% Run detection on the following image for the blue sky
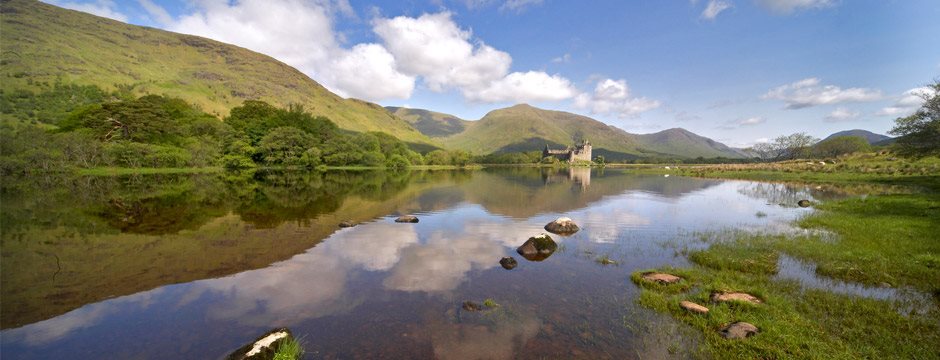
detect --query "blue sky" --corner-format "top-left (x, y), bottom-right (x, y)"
top-left (46, 0), bottom-right (940, 146)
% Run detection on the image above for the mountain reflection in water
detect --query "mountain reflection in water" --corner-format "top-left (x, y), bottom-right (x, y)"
top-left (2, 168), bottom-right (827, 359)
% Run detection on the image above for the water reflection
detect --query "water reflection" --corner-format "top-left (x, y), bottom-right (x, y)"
top-left (1, 169), bottom-right (869, 359)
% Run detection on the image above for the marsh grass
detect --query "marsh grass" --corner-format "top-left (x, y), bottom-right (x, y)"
top-left (272, 337), bottom-right (303, 360)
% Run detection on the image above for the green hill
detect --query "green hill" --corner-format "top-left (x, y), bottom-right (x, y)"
top-left (0, 0), bottom-right (432, 144)
top-left (823, 129), bottom-right (892, 145)
top-left (434, 104), bottom-right (743, 160)
top-left (386, 106), bottom-right (471, 138)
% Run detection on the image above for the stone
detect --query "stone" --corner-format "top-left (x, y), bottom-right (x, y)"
top-left (499, 256), bottom-right (518, 270)
top-left (544, 217), bottom-right (580, 235)
top-left (226, 328), bottom-right (294, 360)
top-left (797, 199), bottom-right (812, 207)
top-left (711, 291), bottom-right (762, 304)
top-left (338, 220), bottom-right (355, 228)
top-left (719, 322), bottom-right (758, 339)
top-left (516, 234), bottom-right (558, 261)
top-left (679, 301), bottom-right (709, 314)
top-left (395, 215), bottom-right (419, 223)
top-left (462, 301), bottom-right (482, 312)
top-left (640, 272), bottom-right (681, 284)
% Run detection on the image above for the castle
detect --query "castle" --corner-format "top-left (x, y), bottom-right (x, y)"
top-left (543, 140), bottom-right (592, 163)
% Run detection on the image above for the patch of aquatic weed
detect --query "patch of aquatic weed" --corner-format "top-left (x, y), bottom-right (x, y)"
top-left (272, 337), bottom-right (304, 360)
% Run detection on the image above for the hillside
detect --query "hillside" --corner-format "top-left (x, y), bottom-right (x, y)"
top-left (386, 106), bottom-right (471, 137)
top-left (437, 104), bottom-right (743, 160)
top-left (0, 0), bottom-right (432, 144)
top-left (823, 129), bottom-right (892, 145)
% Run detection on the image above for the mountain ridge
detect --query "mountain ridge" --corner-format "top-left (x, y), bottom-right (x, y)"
top-left (823, 129), bottom-right (892, 145)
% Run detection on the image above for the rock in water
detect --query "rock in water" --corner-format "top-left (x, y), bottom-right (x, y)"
top-left (679, 301), bottom-right (709, 314)
top-left (226, 328), bottom-right (294, 360)
top-left (797, 199), bottom-right (812, 207)
top-left (499, 257), bottom-right (518, 270)
top-left (462, 301), bottom-right (482, 312)
top-left (516, 234), bottom-right (558, 261)
top-left (544, 217), bottom-right (580, 235)
top-left (338, 220), bottom-right (355, 228)
top-left (719, 322), bottom-right (758, 339)
top-left (640, 272), bottom-right (682, 284)
top-left (395, 215), bottom-right (419, 223)
top-left (711, 291), bottom-right (762, 304)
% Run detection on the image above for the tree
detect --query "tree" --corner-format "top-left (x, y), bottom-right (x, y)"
top-left (812, 136), bottom-right (871, 158)
top-left (889, 80), bottom-right (940, 158)
top-left (750, 142), bottom-right (780, 161)
top-left (256, 126), bottom-right (314, 166)
top-left (772, 132), bottom-right (819, 160)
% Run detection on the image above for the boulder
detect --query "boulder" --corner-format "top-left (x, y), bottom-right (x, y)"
top-left (797, 199), bottom-right (812, 208)
top-left (640, 272), bottom-right (681, 284)
top-left (338, 220), bottom-right (355, 228)
top-left (544, 217), bottom-right (580, 235)
top-left (711, 291), bottom-right (762, 304)
top-left (719, 322), bottom-right (758, 339)
top-left (679, 301), bottom-right (709, 314)
top-left (226, 328), bottom-right (294, 360)
top-left (499, 256), bottom-right (518, 270)
top-left (462, 301), bottom-right (482, 312)
top-left (395, 215), bottom-right (419, 223)
top-left (516, 234), bottom-right (558, 261)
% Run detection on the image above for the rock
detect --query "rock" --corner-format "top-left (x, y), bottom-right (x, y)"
top-left (797, 199), bottom-right (812, 207)
top-left (719, 322), bottom-right (758, 339)
top-left (338, 220), bottom-right (355, 228)
top-left (516, 233), bottom-right (558, 261)
top-left (544, 217), bottom-right (580, 235)
top-left (499, 256), bottom-right (518, 270)
top-left (462, 301), bottom-right (482, 312)
top-left (640, 272), bottom-right (682, 284)
top-left (711, 291), bottom-right (762, 304)
top-left (679, 301), bottom-right (709, 314)
top-left (395, 215), bottom-right (419, 223)
top-left (226, 328), bottom-right (294, 360)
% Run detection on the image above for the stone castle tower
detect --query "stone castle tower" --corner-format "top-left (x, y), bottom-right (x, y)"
top-left (543, 140), bottom-right (592, 163)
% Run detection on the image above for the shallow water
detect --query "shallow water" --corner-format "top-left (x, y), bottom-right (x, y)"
top-left (1, 168), bottom-right (835, 359)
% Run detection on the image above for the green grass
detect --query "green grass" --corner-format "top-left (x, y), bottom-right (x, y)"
top-left (272, 337), bottom-right (304, 360)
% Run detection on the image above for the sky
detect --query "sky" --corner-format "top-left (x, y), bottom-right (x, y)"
top-left (44, 0), bottom-right (940, 147)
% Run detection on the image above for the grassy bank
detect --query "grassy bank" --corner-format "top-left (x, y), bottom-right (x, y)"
top-left (78, 167), bottom-right (223, 175)
top-left (629, 154), bottom-right (940, 358)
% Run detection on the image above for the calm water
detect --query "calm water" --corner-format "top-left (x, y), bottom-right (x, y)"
top-left (2, 168), bottom-right (840, 359)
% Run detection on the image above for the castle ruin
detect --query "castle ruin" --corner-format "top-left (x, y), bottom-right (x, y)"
top-left (543, 140), bottom-right (592, 163)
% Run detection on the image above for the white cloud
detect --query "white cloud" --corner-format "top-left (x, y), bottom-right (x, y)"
top-left (574, 79), bottom-right (661, 118)
top-left (500, 0), bottom-right (544, 12)
top-left (762, 78), bottom-right (882, 109)
top-left (701, 0), bottom-right (732, 20)
top-left (464, 71), bottom-right (577, 103)
top-left (552, 53), bottom-right (571, 63)
top-left (136, 0), bottom-right (171, 25)
top-left (755, 0), bottom-right (836, 14)
top-left (47, 0), bottom-right (128, 22)
top-left (717, 116), bottom-right (766, 129)
top-left (824, 107), bottom-right (860, 122)
top-left (877, 86), bottom-right (935, 117)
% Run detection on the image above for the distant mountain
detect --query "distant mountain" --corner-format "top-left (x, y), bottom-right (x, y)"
top-left (386, 107), bottom-right (471, 138)
top-left (0, 0), bottom-right (432, 145)
top-left (437, 104), bottom-right (743, 160)
top-left (823, 130), bottom-right (892, 145)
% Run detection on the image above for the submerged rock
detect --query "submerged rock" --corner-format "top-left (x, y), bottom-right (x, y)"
top-left (395, 215), bottom-right (419, 223)
top-left (499, 256), bottom-right (518, 270)
top-left (719, 322), bottom-right (758, 339)
top-left (516, 234), bottom-right (558, 261)
top-left (797, 199), bottom-right (812, 207)
top-left (338, 220), bottom-right (355, 228)
top-left (640, 272), bottom-right (682, 284)
top-left (462, 301), bottom-right (483, 312)
top-left (226, 328), bottom-right (294, 360)
top-left (679, 301), bottom-right (709, 314)
top-left (711, 291), bottom-right (762, 304)
top-left (544, 217), bottom-right (580, 235)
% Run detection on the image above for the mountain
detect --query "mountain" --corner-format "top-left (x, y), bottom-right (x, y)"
top-left (386, 107), bottom-right (471, 137)
top-left (823, 129), bottom-right (892, 145)
top-left (0, 0), bottom-right (432, 145)
top-left (426, 104), bottom-right (742, 159)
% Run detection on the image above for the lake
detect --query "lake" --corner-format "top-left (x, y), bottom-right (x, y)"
top-left (1, 168), bottom-right (835, 359)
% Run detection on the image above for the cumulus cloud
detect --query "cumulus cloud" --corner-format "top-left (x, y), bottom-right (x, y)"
top-left (877, 86), bottom-right (936, 117)
top-left (755, 0), bottom-right (836, 14)
top-left (717, 116), bottom-right (766, 129)
top-left (574, 79), bottom-right (661, 118)
top-left (824, 107), bottom-right (860, 122)
top-left (552, 53), bottom-right (572, 63)
top-left (464, 71), bottom-right (578, 103)
top-left (701, 0), bottom-right (732, 20)
top-left (47, 0), bottom-right (127, 22)
top-left (762, 78), bottom-right (882, 109)
top-left (136, 0), bottom-right (171, 25)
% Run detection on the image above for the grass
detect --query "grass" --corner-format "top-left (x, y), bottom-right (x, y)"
top-left (272, 337), bottom-right (304, 360)
top-left (628, 153), bottom-right (940, 358)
